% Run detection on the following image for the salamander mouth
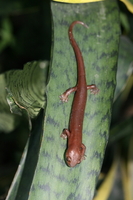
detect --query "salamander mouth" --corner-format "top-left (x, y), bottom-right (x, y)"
top-left (66, 156), bottom-right (81, 167)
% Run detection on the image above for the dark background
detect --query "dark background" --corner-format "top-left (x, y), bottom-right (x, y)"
top-left (0, 0), bottom-right (51, 198)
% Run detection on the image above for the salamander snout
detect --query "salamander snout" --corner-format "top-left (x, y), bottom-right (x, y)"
top-left (65, 149), bottom-right (82, 167)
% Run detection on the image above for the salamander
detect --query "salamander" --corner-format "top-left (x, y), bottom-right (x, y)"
top-left (60, 21), bottom-right (99, 167)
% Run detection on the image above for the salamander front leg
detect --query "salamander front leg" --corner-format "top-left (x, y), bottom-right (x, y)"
top-left (87, 84), bottom-right (99, 94)
top-left (60, 86), bottom-right (77, 102)
top-left (60, 129), bottom-right (70, 139)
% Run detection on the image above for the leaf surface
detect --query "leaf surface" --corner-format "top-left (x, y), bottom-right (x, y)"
top-left (27, 1), bottom-right (120, 200)
top-left (0, 61), bottom-right (48, 132)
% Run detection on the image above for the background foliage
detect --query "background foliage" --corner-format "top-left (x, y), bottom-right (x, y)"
top-left (0, 0), bottom-right (51, 198)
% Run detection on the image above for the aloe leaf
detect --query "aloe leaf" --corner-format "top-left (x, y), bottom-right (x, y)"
top-left (24, 1), bottom-right (120, 200)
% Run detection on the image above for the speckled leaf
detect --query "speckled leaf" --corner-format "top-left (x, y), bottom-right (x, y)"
top-left (0, 73), bottom-right (21, 132)
top-left (0, 61), bottom-right (48, 132)
top-left (26, 1), bottom-right (120, 200)
top-left (5, 61), bottom-right (48, 118)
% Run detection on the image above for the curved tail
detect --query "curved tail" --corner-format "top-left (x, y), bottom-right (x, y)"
top-left (68, 21), bottom-right (88, 76)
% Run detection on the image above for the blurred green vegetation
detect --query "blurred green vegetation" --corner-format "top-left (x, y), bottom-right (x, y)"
top-left (0, 0), bottom-right (51, 198)
top-left (0, 0), bottom-right (51, 73)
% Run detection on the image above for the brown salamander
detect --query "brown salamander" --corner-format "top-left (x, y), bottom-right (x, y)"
top-left (60, 21), bottom-right (99, 167)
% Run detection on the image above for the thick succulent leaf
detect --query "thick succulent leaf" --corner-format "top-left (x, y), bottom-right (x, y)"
top-left (0, 73), bottom-right (21, 132)
top-left (120, 0), bottom-right (133, 13)
top-left (93, 159), bottom-right (118, 200)
top-left (24, 1), bottom-right (120, 200)
top-left (5, 61), bottom-right (48, 118)
top-left (108, 137), bottom-right (133, 200)
top-left (53, 0), bottom-right (105, 3)
top-left (0, 61), bottom-right (48, 132)
top-left (5, 110), bottom-right (44, 200)
top-left (107, 159), bottom-right (124, 200)
top-left (6, 140), bottom-right (29, 200)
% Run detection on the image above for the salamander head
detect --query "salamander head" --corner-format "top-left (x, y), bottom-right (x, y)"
top-left (65, 147), bottom-right (84, 167)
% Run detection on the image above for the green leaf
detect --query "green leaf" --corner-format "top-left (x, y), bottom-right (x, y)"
top-left (112, 37), bottom-right (133, 123)
top-left (5, 61), bottom-right (48, 118)
top-left (119, 0), bottom-right (133, 13)
top-left (114, 36), bottom-right (133, 101)
top-left (0, 61), bottom-right (48, 132)
top-left (93, 159), bottom-right (118, 200)
top-left (0, 17), bottom-right (15, 52)
top-left (107, 158), bottom-right (124, 200)
top-left (0, 73), bottom-right (21, 132)
top-left (6, 110), bottom-right (44, 200)
top-left (6, 140), bottom-right (29, 200)
top-left (120, 12), bottom-right (130, 33)
top-left (6, 1), bottom-right (120, 200)
top-left (25, 1), bottom-right (120, 200)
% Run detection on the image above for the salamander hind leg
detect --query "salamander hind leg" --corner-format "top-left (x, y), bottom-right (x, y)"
top-left (60, 129), bottom-right (70, 139)
top-left (80, 143), bottom-right (86, 161)
top-left (59, 86), bottom-right (77, 102)
top-left (87, 84), bottom-right (99, 95)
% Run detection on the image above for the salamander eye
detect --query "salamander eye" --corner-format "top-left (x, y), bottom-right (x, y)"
top-left (66, 156), bottom-right (71, 163)
top-left (80, 146), bottom-right (83, 151)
